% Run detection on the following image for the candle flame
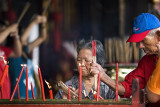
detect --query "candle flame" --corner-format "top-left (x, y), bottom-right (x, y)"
top-left (44, 79), bottom-right (52, 89)
top-left (36, 65), bottom-right (40, 68)
top-left (21, 64), bottom-right (27, 66)
top-left (78, 63), bottom-right (81, 66)
top-left (0, 56), bottom-right (7, 64)
top-left (91, 88), bottom-right (97, 94)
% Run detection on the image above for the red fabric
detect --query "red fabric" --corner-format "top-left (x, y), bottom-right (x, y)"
top-left (120, 54), bottom-right (160, 106)
top-left (0, 45), bottom-right (12, 99)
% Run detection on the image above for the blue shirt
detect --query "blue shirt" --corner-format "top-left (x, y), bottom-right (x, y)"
top-left (9, 46), bottom-right (37, 98)
top-left (55, 76), bottom-right (115, 99)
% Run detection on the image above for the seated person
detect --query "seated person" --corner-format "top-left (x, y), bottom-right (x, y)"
top-left (55, 40), bottom-right (115, 99)
top-left (146, 44), bottom-right (160, 103)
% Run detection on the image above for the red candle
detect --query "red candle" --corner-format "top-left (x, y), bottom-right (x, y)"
top-left (10, 66), bottom-right (24, 101)
top-left (31, 82), bottom-right (35, 99)
top-left (17, 83), bottom-right (20, 100)
top-left (26, 66), bottom-right (28, 101)
top-left (68, 87), bottom-right (71, 101)
top-left (78, 63), bottom-right (82, 101)
top-left (96, 72), bottom-right (100, 101)
top-left (99, 95), bottom-right (103, 99)
top-left (44, 80), bottom-right (53, 99)
top-left (38, 66), bottom-right (45, 101)
top-left (0, 65), bottom-right (9, 87)
top-left (49, 89), bottom-right (53, 99)
top-left (115, 63), bottom-right (119, 102)
top-left (94, 94), bottom-right (97, 99)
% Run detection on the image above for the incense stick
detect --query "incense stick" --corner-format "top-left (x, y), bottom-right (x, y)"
top-left (42, 0), bottom-right (51, 15)
top-left (17, 2), bottom-right (30, 24)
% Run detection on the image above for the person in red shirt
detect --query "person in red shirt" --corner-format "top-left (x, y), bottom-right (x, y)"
top-left (0, 21), bottom-right (22, 99)
top-left (90, 13), bottom-right (160, 106)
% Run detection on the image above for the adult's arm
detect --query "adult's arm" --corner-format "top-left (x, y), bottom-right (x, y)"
top-left (0, 23), bottom-right (18, 44)
top-left (21, 15), bottom-right (47, 46)
top-left (90, 62), bottom-right (126, 96)
top-left (90, 58), bottom-right (146, 97)
top-left (28, 21), bottom-right (47, 53)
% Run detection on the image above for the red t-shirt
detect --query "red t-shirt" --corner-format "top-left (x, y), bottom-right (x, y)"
top-left (121, 54), bottom-right (160, 106)
top-left (0, 45), bottom-right (12, 99)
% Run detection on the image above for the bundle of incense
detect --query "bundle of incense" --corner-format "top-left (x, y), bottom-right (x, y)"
top-left (57, 81), bottom-right (78, 98)
top-left (92, 40), bottom-right (97, 91)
